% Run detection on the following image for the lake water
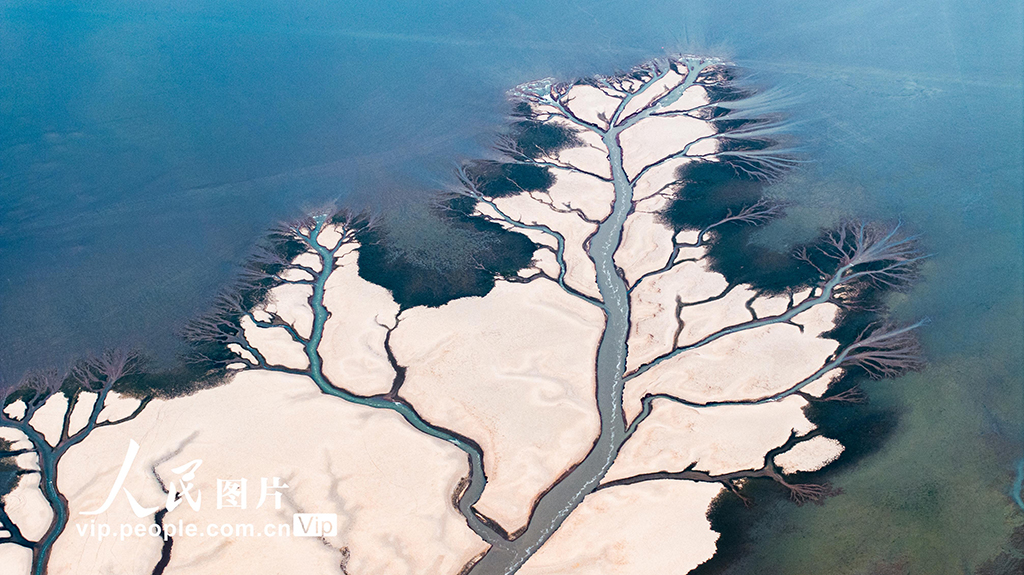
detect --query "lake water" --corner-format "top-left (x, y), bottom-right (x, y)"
top-left (1, 0), bottom-right (1021, 572)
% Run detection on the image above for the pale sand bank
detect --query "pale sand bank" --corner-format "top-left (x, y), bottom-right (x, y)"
top-left (799, 368), bottom-right (844, 397)
top-left (607, 397), bottom-right (816, 481)
top-left (624, 249), bottom-right (839, 415)
top-left (2, 400), bottom-right (27, 420)
top-left (316, 223), bottom-right (343, 250)
top-left (277, 267), bottom-right (313, 283)
top-left (0, 544), bottom-right (31, 575)
top-left (624, 312), bottom-right (838, 419)
top-left (27, 393), bottom-right (68, 447)
top-left (3, 472), bottom-right (53, 541)
top-left (523, 247), bottom-right (561, 280)
top-left (318, 248), bottom-right (400, 397)
top-left (481, 195), bottom-right (601, 300)
top-left (50, 370), bottom-right (485, 575)
top-left (545, 170), bottom-right (614, 222)
top-left (239, 316), bottom-right (309, 370)
top-left (619, 114), bottom-right (715, 179)
top-left (659, 85), bottom-right (709, 113)
top-left (564, 84), bottom-right (619, 130)
top-left (96, 392), bottom-right (143, 424)
top-left (291, 251), bottom-right (322, 272)
top-left (518, 480), bottom-right (722, 575)
top-left (685, 135), bottom-right (718, 157)
top-left (618, 70), bottom-right (685, 119)
top-left (544, 119), bottom-right (610, 179)
top-left (627, 254), bottom-right (734, 372)
top-left (392, 280), bottom-right (603, 533)
top-left (227, 343), bottom-right (257, 365)
top-left (774, 435), bottom-right (845, 474)
top-left (614, 210), bottom-right (675, 286)
top-left (630, 156), bottom-right (692, 203)
top-left (66, 391), bottom-right (98, 436)
top-left (263, 282), bottom-right (314, 339)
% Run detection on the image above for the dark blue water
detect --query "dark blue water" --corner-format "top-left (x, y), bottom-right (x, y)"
top-left (2, 1), bottom-right (1022, 571)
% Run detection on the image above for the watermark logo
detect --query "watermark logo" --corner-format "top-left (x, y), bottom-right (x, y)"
top-left (293, 513), bottom-right (338, 537)
top-left (73, 440), bottom-right (335, 542)
top-left (81, 440), bottom-right (290, 517)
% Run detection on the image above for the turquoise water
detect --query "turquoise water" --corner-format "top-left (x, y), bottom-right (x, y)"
top-left (2, 0), bottom-right (1022, 572)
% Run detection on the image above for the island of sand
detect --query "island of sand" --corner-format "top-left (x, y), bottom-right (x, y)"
top-left (0, 56), bottom-right (925, 575)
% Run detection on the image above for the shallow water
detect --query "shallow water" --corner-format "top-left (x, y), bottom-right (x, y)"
top-left (2, 0), bottom-right (1022, 572)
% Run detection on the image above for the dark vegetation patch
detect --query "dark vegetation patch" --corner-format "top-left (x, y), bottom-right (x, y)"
top-left (460, 160), bottom-right (554, 198)
top-left (175, 232), bottom-right (317, 389)
top-left (114, 363), bottom-right (226, 399)
top-left (660, 160), bottom-right (820, 293)
top-left (356, 203), bottom-right (536, 309)
top-left (715, 135), bottom-right (772, 153)
top-left (355, 102), bottom-right (571, 309)
top-left (802, 378), bottom-right (902, 472)
top-left (699, 66), bottom-right (751, 103)
top-left (0, 438), bottom-right (20, 498)
top-left (689, 480), bottom-right (785, 575)
top-left (179, 94), bottom-right (576, 372)
top-left (507, 102), bottom-right (583, 159)
top-left (975, 523), bottom-right (1024, 575)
